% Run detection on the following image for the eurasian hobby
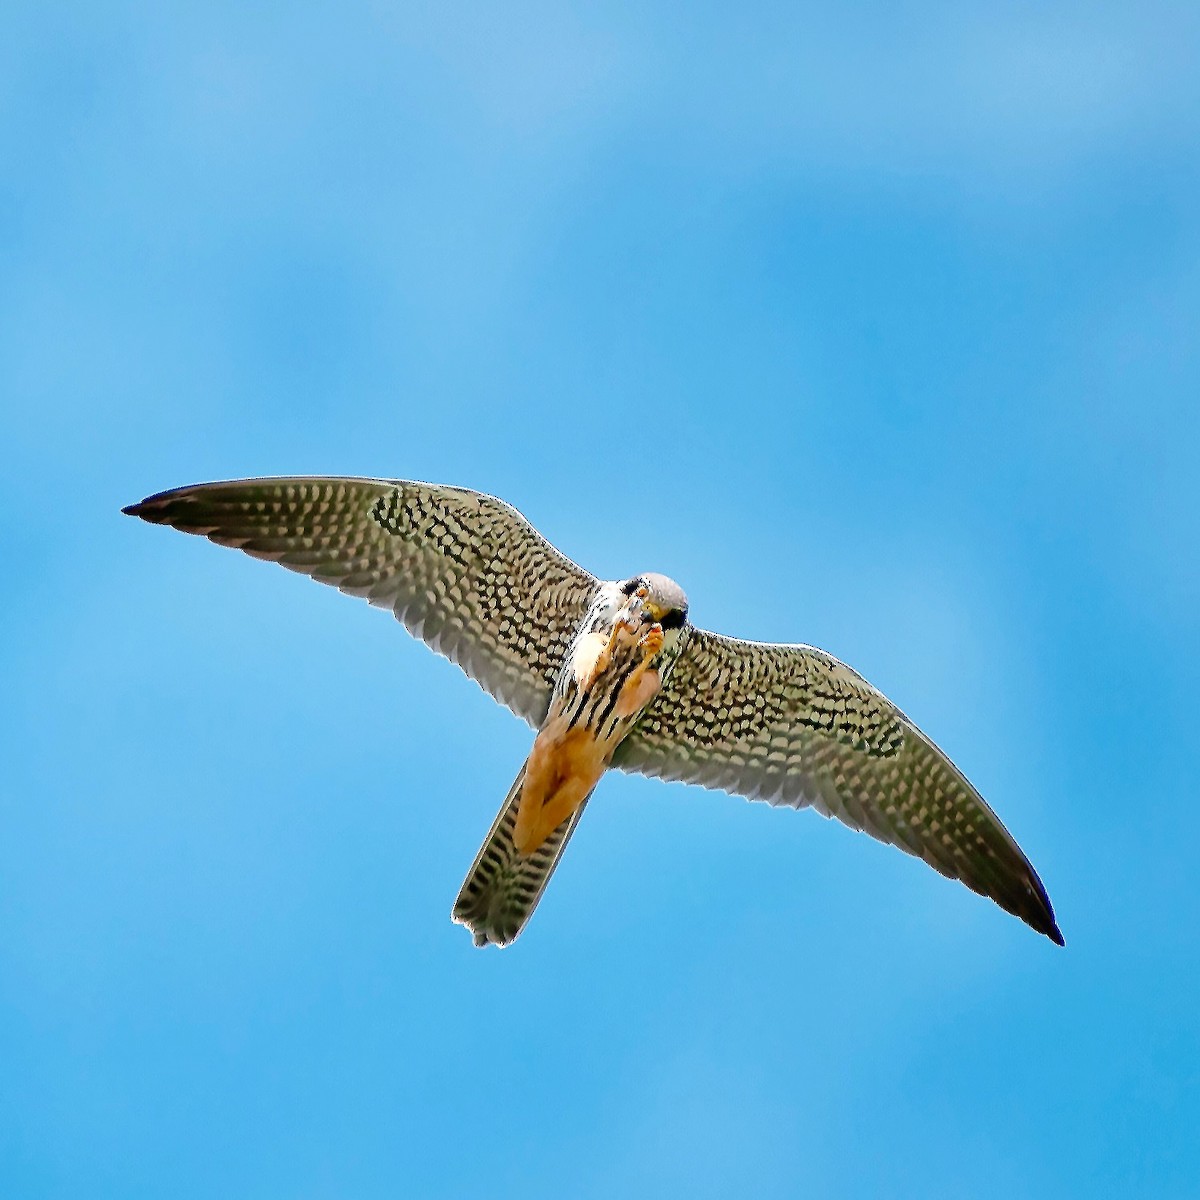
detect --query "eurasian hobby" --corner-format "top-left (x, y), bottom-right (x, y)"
top-left (124, 477), bottom-right (1063, 949)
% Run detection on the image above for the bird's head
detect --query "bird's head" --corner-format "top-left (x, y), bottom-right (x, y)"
top-left (593, 572), bottom-right (689, 669)
top-left (617, 573), bottom-right (688, 631)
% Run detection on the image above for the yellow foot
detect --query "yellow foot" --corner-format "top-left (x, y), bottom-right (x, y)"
top-left (639, 623), bottom-right (664, 659)
top-left (613, 625), bottom-right (665, 718)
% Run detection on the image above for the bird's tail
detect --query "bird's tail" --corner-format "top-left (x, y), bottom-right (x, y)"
top-left (452, 762), bottom-right (592, 948)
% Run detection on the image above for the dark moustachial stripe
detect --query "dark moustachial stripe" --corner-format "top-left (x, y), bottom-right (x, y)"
top-left (659, 607), bottom-right (687, 631)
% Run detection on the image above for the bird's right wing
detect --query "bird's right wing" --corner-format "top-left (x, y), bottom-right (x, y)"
top-left (124, 477), bottom-right (600, 728)
top-left (612, 628), bottom-right (1062, 944)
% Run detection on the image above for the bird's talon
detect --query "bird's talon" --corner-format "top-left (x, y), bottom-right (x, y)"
top-left (640, 624), bottom-right (664, 658)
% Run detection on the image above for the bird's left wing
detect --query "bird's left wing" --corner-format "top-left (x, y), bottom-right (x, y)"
top-left (124, 477), bottom-right (599, 728)
top-left (611, 628), bottom-right (1063, 944)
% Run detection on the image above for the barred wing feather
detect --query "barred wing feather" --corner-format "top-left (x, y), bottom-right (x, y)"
top-left (124, 477), bottom-right (599, 729)
top-left (613, 628), bottom-right (1062, 944)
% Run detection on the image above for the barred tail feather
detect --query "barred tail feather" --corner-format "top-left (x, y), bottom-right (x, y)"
top-left (452, 763), bottom-right (592, 948)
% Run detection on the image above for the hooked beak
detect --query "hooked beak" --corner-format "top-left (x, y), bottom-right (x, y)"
top-left (624, 583), bottom-right (659, 627)
top-left (629, 587), bottom-right (670, 628)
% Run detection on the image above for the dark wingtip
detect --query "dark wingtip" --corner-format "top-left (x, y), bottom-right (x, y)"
top-left (1028, 894), bottom-right (1065, 946)
top-left (1028, 895), bottom-right (1065, 946)
top-left (1020, 865), bottom-right (1064, 947)
top-left (123, 485), bottom-right (185, 521)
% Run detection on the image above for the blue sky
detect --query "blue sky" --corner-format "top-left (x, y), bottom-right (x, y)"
top-left (2, 2), bottom-right (1198, 1196)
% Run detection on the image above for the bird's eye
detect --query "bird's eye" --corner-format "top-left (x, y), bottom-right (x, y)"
top-left (659, 608), bottom-right (686, 631)
top-left (620, 578), bottom-right (642, 597)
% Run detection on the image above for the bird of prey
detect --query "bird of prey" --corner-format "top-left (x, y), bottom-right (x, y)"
top-left (124, 476), bottom-right (1063, 949)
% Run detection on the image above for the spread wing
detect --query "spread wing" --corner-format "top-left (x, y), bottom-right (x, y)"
top-left (124, 477), bottom-right (599, 728)
top-left (612, 628), bottom-right (1063, 944)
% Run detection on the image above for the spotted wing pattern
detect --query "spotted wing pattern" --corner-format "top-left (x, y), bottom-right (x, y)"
top-left (124, 477), bottom-right (599, 728)
top-left (612, 628), bottom-right (1063, 943)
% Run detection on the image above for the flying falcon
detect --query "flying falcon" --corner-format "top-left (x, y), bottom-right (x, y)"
top-left (124, 476), bottom-right (1063, 949)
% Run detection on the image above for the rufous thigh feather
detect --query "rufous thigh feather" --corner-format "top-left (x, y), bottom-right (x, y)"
top-left (514, 721), bottom-right (607, 856)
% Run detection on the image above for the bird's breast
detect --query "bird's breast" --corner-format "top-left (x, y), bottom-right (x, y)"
top-left (559, 627), bottom-right (662, 745)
